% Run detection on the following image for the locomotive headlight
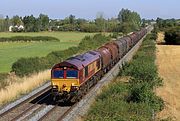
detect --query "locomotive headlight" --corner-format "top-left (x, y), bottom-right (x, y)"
top-left (52, 85), bottom-right (58, 88)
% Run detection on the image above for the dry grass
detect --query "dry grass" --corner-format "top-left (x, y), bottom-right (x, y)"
top-left (156, 33), bottom-right (180, 121)
top-left (0, 70), bottom-right (50, 106)
top-left (156, 32), bottom-right (165, 44)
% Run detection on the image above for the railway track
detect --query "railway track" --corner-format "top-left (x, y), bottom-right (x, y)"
top-left (0, 86), bottom-right (51, 121)
top-left (0, 85), bottom-right (75, 121)
top-left (38, 92), bottom-right (90, 121)
top-left (38, 104), bottom-right (72, 121)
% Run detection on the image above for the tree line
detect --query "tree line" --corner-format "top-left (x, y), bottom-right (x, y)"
top-left (155, 17), bottom-right (179, 31)
top-left (154, 18), bottom-right (180, 45)
top-left (0, 9), bottom-right (143, 33)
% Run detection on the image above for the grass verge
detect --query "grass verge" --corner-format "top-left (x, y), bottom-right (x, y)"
top-left (85, 33), bottom-right (164, 121)
top-left (0, 70), bottom-right (50, 106)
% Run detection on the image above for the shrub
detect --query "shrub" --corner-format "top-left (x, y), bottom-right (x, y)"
top-left (123, 33), bottom-right (164, 112)
top-left (164, 27), bottom-right (180, 45)
top-left (0, 36), bottom-right (59, 42)
top-left (86, 82), bottom-right (154, 121)
top-left (11, 57), bottom-right (47, 77)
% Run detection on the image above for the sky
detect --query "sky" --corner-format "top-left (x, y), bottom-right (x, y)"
top-left (0, 0), bottom-right (179, 20)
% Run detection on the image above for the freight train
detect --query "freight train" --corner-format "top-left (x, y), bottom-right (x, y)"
top-left (51, 26), bottom-right (151, 102)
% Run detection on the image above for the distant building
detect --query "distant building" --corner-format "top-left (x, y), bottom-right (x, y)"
top-left (9, 26), bottom-right (13, 32)
top-left (9, 25), bottom-right (24, 32)
top-left (18, 25), bottom-right (24, 30)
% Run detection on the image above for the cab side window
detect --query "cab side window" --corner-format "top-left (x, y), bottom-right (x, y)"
top-left (85, 66), bottom-right (88, 77)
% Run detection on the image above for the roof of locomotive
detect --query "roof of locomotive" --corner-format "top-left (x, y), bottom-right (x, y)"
top-left (52, 50), bottom-right (101, 70)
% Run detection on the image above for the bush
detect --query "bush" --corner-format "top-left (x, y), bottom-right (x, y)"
top-left (123, 33), bottom-right (164, 112)
top-left (164, 27), bottom-right (180, 45)
top-left (78, 34), bottom-right (110, 51)
top-left (11, 57), bottom-right (48, 77)
top-left (0, 36), bottom-right (59, 42)
top-left (86, 82), bottom-right (153, 121)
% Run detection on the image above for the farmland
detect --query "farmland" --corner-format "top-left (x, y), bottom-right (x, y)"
top-left (156, 33), bottom-right (180, 120)
top-left (0, 32), bottom-right (95, 72)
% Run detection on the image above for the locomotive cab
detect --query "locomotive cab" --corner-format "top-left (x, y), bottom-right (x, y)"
top-left (51, 67), bottom-right (79, 92)
top-left (51, 62), bottom-right (81, 100)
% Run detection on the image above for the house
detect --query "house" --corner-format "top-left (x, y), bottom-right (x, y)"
top-left (9, 25), bottom-right (24, 32)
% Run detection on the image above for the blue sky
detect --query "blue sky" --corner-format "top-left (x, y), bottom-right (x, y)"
top-left (0, 0), bottom-right (179, 19)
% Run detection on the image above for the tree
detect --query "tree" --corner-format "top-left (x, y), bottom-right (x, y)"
top-left (95, 12), bottom-right (106, 32)
top-left (23, 15), bottom-right (40, 32)
top-left (12, 15), bottom-right (22, 26)
top-left (118, 8), bottom-right (141, 32)
top-left (69, 14), bottom-right (75, 24)
top-left (0, 16), bottom-right (11, 32)
top-left (118, 8), bottom-right (131, 22)
top-left (4, 16), bottom-right (10, 31)
top-left (38, 14), bottom-right (49, 31)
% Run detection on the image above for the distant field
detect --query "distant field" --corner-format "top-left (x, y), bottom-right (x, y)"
top-left (0, 32), bottom-right (96, 42)
top-left (0, 32), bottom-right (96, 72)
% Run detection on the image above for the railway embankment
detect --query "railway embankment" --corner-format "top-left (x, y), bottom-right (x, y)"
top-left (83, 32), bottom-right (164, 121)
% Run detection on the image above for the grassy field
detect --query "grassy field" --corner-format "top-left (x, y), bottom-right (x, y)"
top-left (0, 32), bottom-right (95, 72)
top-left (0, 32), bottom-right (96, 42)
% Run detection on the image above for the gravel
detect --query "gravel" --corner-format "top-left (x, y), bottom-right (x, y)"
top-left (28, 105), bottom-right (54, 121)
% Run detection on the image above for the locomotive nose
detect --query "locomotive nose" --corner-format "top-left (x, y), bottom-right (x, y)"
top-left (62, 83), bottom-right (70, 92)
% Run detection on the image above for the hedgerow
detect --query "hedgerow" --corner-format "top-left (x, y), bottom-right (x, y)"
top-left (11, 34), bottom-right (110, 76)
top-left (85, 33), bottom-right (164, 121)
top-left (0, 36), bottom-right (59, 42)
top-left (164, 26), bottom-right (180, 45)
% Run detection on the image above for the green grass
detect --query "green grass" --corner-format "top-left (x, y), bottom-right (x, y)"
top-left (0, 32), bottom-right (96, 42)
top-left (0, 32), bottom-right (96, 72)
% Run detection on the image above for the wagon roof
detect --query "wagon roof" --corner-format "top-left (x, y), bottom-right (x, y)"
top-left (123, 36), bottom-right (131, 40)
